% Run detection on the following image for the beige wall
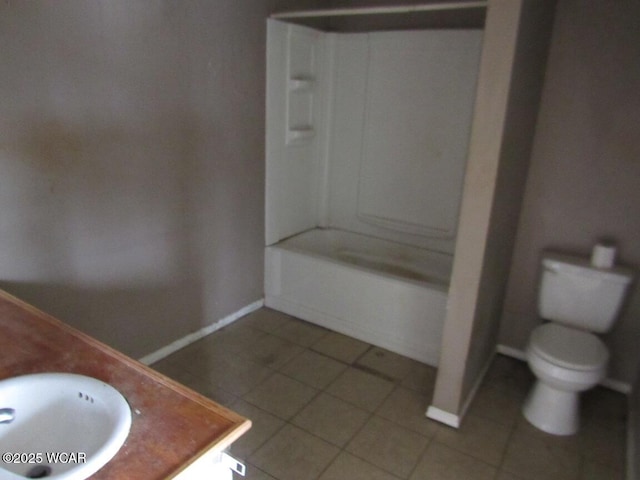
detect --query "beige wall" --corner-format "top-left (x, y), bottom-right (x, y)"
top-left (0, 0), bottom-right (320, 358)
top-left (430, 0), bottom-right (555, 417)
top-left (460, 0), bottom-right (556, 401)
top-left (499, 0), bottom-right (640, 384)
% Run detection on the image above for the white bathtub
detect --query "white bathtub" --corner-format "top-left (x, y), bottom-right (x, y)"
top-left (264, 228), bottom-right (452, 365)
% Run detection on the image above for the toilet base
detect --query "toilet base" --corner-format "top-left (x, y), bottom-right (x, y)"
top-left (522, 380), bottom-right (579, 436)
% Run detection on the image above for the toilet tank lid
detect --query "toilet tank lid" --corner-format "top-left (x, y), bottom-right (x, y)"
top-left (542, 253), bottom-right (634, 285)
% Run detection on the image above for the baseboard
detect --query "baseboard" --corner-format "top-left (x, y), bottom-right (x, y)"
top-left (138, 299), bottom-right (264, 365)
top-left (496, 344), bottom-right (527, 361)
top-left (601, 377), bottom-right (632, 395)
top-left (496, 344), bottom-right (632, 395)
top-left (426, 405), bottom-right (461, 428)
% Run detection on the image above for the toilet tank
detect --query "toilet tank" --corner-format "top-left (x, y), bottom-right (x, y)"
top-left (538, 253), bottom-right (634, 333)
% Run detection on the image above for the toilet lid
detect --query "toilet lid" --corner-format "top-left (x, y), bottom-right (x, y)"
top-left (529, 323), bottom-right (609, 371)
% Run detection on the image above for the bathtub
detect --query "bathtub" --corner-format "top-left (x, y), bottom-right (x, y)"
top-left (264, 228), bottom-right (452, 365)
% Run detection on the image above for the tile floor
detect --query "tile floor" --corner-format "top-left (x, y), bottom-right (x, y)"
top-left (152, 308), bottom-right (628, 480)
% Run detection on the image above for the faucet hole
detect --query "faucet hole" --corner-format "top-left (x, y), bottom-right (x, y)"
top-left (77, 392), bottom-right (95, 403)
top-left (26, 465), bottom-right (52, 478)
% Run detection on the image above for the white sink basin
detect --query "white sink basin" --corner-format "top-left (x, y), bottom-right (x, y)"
top-left (0, 373), bottom-right (131, 479)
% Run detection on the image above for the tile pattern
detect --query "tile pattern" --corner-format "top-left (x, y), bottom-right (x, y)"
top-left (152, 308), bottom-right (628, 480)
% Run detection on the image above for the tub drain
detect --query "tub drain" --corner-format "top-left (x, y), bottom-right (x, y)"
top-left (25, 465), bottom-right (52, 478)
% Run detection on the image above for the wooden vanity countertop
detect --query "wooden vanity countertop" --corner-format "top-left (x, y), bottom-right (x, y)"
top-left (0, 289), bottom-right (251, 479)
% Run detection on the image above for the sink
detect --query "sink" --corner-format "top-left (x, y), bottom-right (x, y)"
top-left (0, 373), bottom-right (132, 479)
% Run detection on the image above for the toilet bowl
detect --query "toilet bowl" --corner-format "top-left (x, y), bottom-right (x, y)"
top-left (523, 323), bottom-right (608, 435)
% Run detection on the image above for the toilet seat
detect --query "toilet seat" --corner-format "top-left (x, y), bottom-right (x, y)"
top-left (529, 323), bottom-right (608, 371)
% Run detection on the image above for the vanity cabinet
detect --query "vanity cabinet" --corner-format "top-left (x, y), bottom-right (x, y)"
top-left (0, 289), bottom-right (250, 479)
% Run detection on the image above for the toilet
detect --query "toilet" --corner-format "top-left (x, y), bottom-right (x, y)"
top-left (522, 252), bottom-right (633, 435)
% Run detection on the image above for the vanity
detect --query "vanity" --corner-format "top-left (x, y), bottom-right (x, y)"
top-left (0, 289), bottom-right (250, 479)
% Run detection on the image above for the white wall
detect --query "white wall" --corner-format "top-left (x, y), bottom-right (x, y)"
top-left (265, 19), bottom-right (326, 245)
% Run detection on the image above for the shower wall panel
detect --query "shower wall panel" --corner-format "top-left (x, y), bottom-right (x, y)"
top-left (266, 21), bottom-right (482, 252)
top-left (325, 30), bottom-right (483, 252)
top-left (266, 20), bottom-right (327, 245)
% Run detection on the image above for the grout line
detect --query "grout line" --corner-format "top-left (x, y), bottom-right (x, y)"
top-left (245, 420), bottom-right (290, 474)
top-left (492, 412), bottom-right (518, 477)
top-left (303, 345), bottom-right (355, 368)
top-left (155, 317), bottom-right (627, 479)
top-left (334, 384), bottom-right (431, 479)
top-left (311, 443), bottom-right (342, 480)
top-left (350, 362), bottom-right (398, 383)
top-left (353, 343), bottom-right (374, 365)
top-left (237, 363), bottom-right (279, 399)
top-left (154, 309), bottom-right (612, 474)
top-left (405, 435), bottom-right (434, 480)
top-left (268, 342), bottom-right (419, 477)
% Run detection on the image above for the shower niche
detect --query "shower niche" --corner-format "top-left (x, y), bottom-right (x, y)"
top-left (264, 11), bottom-right (484, 365)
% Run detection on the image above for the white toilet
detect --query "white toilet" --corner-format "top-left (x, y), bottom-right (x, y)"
top-left (522, 252), bottom-right (633, 435)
